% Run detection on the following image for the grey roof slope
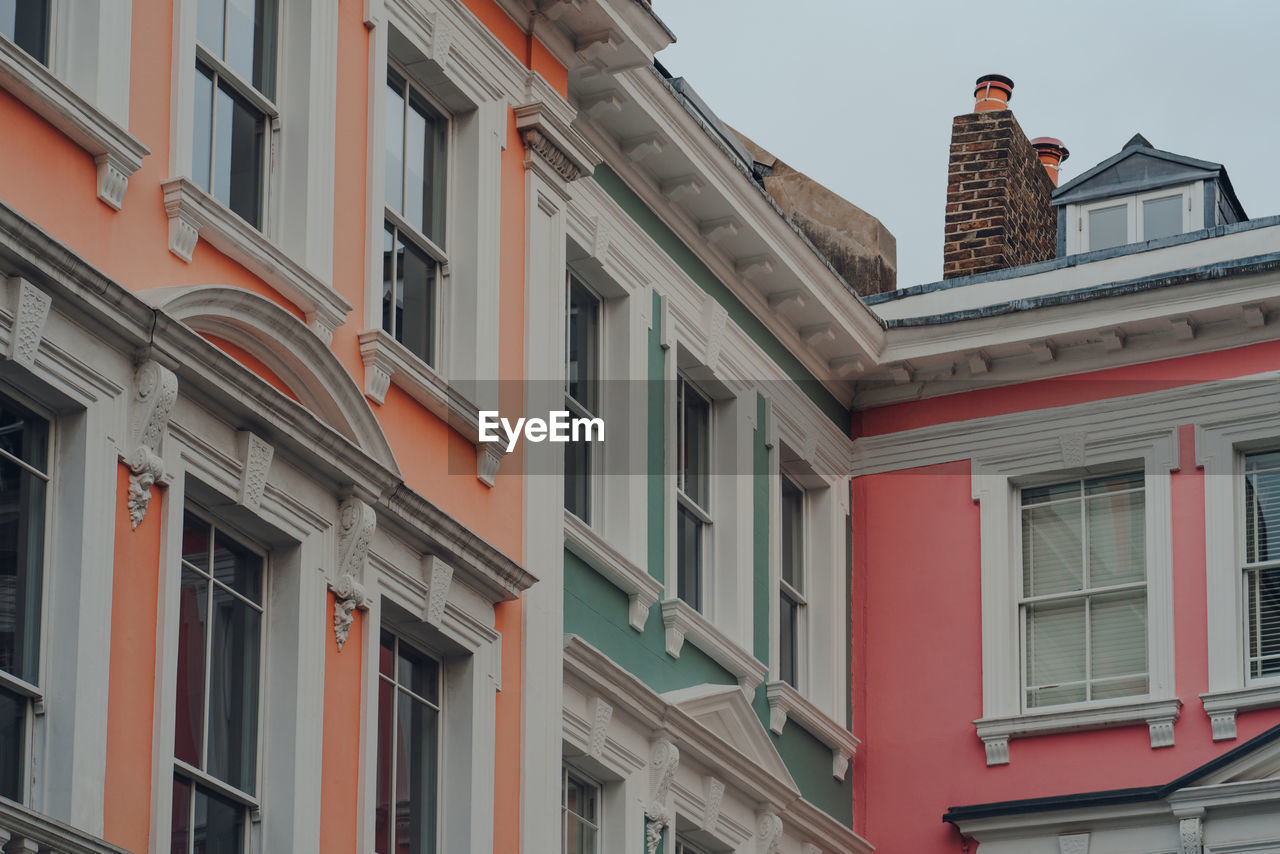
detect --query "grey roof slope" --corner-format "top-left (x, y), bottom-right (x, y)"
top-left (1051, 133), bottom-right (1247, 220)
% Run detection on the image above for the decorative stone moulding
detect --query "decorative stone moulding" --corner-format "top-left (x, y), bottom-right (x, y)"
top-left (644, 740), bottom-right (679, 854)
top-left (701, 776), bottom-right (724, 832)
top-left (564, 511), bottom-right (662, 631)
top-left (6, 278), bottom-right (51, 369)
top-left (661, 599), bottom-right (767, 699)
top-left (236, 431), bottom-right (274, 513)
top-left (765, 681), bottom-right (860, 781)
top-left (587, 697), bottom-right (612, 760)
top-left (514, 101), bottom-right (599, 184)
top-left (974, 697), bottom-right (1182, 766)
top-left (333, 496), bottom-right (376, 650)
top-left (124, 361), bottom-right (178, 529)
top-left (422, 555), bottom-right (453, 626)
top-left (756, 811), bottom-right (783, 854)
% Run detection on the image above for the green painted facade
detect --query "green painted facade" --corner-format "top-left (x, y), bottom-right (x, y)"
top-left (561, 163), bottom-right (855, 832)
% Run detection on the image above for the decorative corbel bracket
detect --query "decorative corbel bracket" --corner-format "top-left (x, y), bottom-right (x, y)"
top-left (124, 361), bottom-right (178, 529)
top-left (332, 573), bottom-right (369, 652)
top-left (587, 697), bottom-right (612, 760)
top-left (422, 555), bottom-right (453, 626)
top-left (701, 776), bottom-right (724, 833)
top-left (756, 811), bottom-right (783, 854)
top-left (236, 431), bottom-right (274, 512)
top-left (644, 740), bottom-right (679, 854)
top-left (333, 497), bottom-right (376, 650)
top-left (1177, 814), bottom-right (1203, 854)
top-left (6, 278), bottom-right (51, 369)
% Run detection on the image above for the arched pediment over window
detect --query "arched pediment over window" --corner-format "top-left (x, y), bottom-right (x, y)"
top-left (145, 285), bottom-right (399, 475)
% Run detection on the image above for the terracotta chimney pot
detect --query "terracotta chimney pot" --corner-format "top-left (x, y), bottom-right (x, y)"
top-left (1030, 137), bottom-right (1070, 187)
top-left (973, 74), bottom-right (1014, 112)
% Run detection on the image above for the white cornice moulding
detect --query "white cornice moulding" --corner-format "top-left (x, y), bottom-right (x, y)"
top-left (563, 510), bottom-right (663, 631)
top-left (160, 178), bottom-right (350, 343)
top-left (765, 681), bottom-right (860, 781)
top-left (1200, 684), bottom-right (1280, 742)
top-left (0, 37), bottom-right (149, 210)
top-left (974, 698), bottom-right (1182, 766)
top-left (357, 328), bottom-right (504, 486)
top-left (660, 599), bottom-right (767, 699)
top-left (514, 100), bottom-right (601, 183)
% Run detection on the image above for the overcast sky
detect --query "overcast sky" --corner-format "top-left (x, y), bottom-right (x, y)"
top-left (651, 1), bottom-right (1280, 290)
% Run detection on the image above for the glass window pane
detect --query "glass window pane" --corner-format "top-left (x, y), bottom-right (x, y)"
top-left (382, 223), bottom-right (397, 337)
top-left (174, 566), bottom-right (208, 768)
top-left (1021, 480), bottom-right (1080, 506)
top-left (379, 630), bottom-right (395, 678)
top-left (213, 85), bottom-right (234, 209)
top-left (564, 434), bottom-right (591, 523)
top-left (182, 512), bottom-right (211, 574)
top-left (224, 0), bottom-right (275, 97)
top-left (196, 0), bottom-right (224, 54)
top-left (193, 782), bottom-right (246, 854)
top-left (396, 642), bottom-right (439, 707)
top-left (779, 595), bottom-right (797, 687)
top-left (1090, 591), bottom-right (1147, 682)
top-left (680, 381), bottom-right (710, 509)
top-left (211, 530), bottom-right (262, 604)
top-left (1247, 461), bottom-right (1280, 564)
top-left (192, 66), bottom-right (215, 194)
top-left (205, 586), bottom-right (260, 794)
top-left (374, 672), bottom-right (393, 854)
top-left (0, 0), bottom-right (50, 65)
top-left (0, 453), bottom-right (45, 683)
top-left (566, 279), bottom-right (599, 414)
top-left (1088, 204), bottom-right (1128, 252)
top-left (1142, 195), bottom-right (1182, 241)
top-left (395, 692), bottom-right (439, 854)
top-left (170, 775), bottom-right (192, 854)
top-left (385, 76), bottom-right (405, 216)
top-left (1021, 500), bottom-right (1083, 597)
top-left (1249, 565), bottom-right (1280, 678)
top-left (0, 687), bottom-right (25, 802)
top-left (395, 237), bottom-right (435, 365)
top-left (0, 393), bottom-right (49, 471)
top-left (226, 88), bottom-right (265, 229)
top-left (1025, 598), bottom-right (1086, 706)
top-left (676, 505), bottom-right (702, 611)
top-left (781, 479), bottom-right (803, 589)
top-left (1087, 490), bottom-right (1145, 586)
top-left (404, 97), bottom-right (428, 235)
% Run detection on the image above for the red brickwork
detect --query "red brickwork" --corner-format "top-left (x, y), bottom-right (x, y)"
top-left (943, 110), bottom-right (1057, 279)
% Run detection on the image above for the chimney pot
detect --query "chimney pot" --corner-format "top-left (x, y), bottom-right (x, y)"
top-left (1030, 137), bottom-right (1070, 187)
top-left (973, 74), bottom-right (1014, 112)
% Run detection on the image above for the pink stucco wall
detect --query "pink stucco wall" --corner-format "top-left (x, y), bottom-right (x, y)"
top-left (854, 356), bottom-right (1280, 852)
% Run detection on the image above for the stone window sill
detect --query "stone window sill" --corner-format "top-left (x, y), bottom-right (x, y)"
top-left (357, 329), bottom-right (503, 485)
top-left (765, 680), bottom-right (859, 781)
top-left (660, 598), bottom-right (766, 699)
top-left (1200, 683), bottom-right (1280, 741)
top-left (974, 697), bottom-right (1182, 766)
top-left (161, 178), bottom-right (351, 343)
top-left (0, 36), bottom-right (148, 210)
top-left (564, 510), bottom-right (662, 631)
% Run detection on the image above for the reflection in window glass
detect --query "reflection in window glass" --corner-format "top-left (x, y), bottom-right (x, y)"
top-left (1088, 204), bottom-right (1128, 252)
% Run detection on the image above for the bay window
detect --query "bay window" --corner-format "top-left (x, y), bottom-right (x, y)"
top-left (0, 394), bottom-right (47, 803)
top-left (191, 0), bottom-right (277, 230)
top-left (1019, 472), bottom-right (1147, 709)
top-left (382, 66), bottom-right (448, 368)
top-left (676, 374), bottom-right (711, 612)
top-left (172, 509), bottom-right (264, 853)
top-left (375, 630), bottom-right (441, 854)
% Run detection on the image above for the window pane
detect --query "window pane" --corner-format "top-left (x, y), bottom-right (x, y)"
top-left (0, 0), bottom-right (50, 65)
top-left (394, 692), bottom-right (438, 854)
top-left (192, 782), bottom-right (246, 854)
top-left (196, 0), bottom-right (224, 54)
top-left (404, 97), bottom-right (428, 235)
top-left (171, 775), bottom-right (192, 854)
top-left (395, 236), bottom-right (435, 365)
top-left (0, 391), bottom-right (49, 471)
top-left (1025, 598), bottom-right (1086, 707)
top-left (174, 566), bottom-right (207, 768)
top-left (0, 445), bottom-right (45, 684)
top-left (676, 505), bottom-right (702, 611)
top-left (566, 279), bottom-right (599, 414)
top-left (1090, 591), bottom-right (1147, 683)
top-left (226, 87), bottom-right (265, 229)
top-left (385, 75), bottom-right (405, 216)
top-left (396, 642), bottom-right (439, 707)
top-left (563, 773), bottom-right (597, 854)
top-left (205, 585), bottom-right (260, 794)
top-left (1088, 204), bottom-right (1128, 252)
top-left (224, 0), bottom-right (275, 97)
top-left (564, 433), bottom-right (591, 523)
top-left (211, 530), bottom-right (262, 604)
top-left (1021, 500), bottom-right (1083, 597)
top-left (213, 84), bottom-right (234, 208)
top-left (781, 479), bottom-right (803, 589)
top-left (192, 66), bottom-right (215, 194)
top-left (1248, 565), bottom-right (1280, 678)
top-left (680, 381), bottom-right (710, 509)
top-left (0, 687), bottom-right (24, 802)
top-left (779, 594), bottom-right (797, 687)
top-left (1143, 195), bottom-right (1182, 241)
top-left (1022, 480), bottom-right (1080, 506)
top-left (1086, 489), bottom-right (1145, 587)
top-left (382, 223), bottom-right (398, 338)
top-left (374, 673), bottom-right (393, 854)
top-left (1246, 458), bottom-right (1280, 565)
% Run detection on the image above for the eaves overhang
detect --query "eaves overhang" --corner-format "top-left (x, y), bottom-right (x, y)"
top-left (496, 0), bottom-right (675, 79)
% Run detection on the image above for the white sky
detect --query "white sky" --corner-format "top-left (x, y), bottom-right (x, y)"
top-left (651, 1), bottom-right (1280, 289)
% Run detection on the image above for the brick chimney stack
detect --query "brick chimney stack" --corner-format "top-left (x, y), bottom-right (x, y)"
top-left (943, 75), bottom-right (1058, 279)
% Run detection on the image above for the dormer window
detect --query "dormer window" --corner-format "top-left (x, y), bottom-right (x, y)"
top-left (1079, 186), bottom-right (1193, 253)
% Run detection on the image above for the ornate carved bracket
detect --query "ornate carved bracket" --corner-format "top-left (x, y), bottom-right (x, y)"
top-left (643, 740), bottom-right (679, 854)
top-left (422, 555), bottom-right (453, 626)
top-left (1178, 816), bottom-right (1202, 854)
top-left (333, 497), bottom-right (376, 650)
top-left (237, 431), bottom-right (274, 512)
top-left (756, 811), bottom-right (783, 854)
top-left (514, 101), bottom-right (598, 185)
top-left (587, 697), bottom-right (612, 760)
top-left (7, 278), bottom-right (51, 369)
top-left (125, 361), bottom-right (177, 529)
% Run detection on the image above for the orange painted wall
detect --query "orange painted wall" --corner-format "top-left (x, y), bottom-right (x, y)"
top-left (320, 595), bottom-right (364, 854)
top-left (103, 463), bottom-right (162, 852)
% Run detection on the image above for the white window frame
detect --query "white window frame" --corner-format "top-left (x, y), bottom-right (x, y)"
top-left (560, 763), bottom-right (602, 854)
top-left (675, 371), bottom-right (714, 614)
top-left (971, 428), bottom-right (1179, 765)
top-left (564, 271), bottom-right (603, 526)
top-left (170, 502), bottom-right (269, 854)
top-left (1070, 181), bottom-right (1202, 254)
top-left (360, 4), bottom-right (506, 422)
top-left (777, 472), bottom-right (807, 691)
top-left (1200, 415), bottom-right (1280, 741)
